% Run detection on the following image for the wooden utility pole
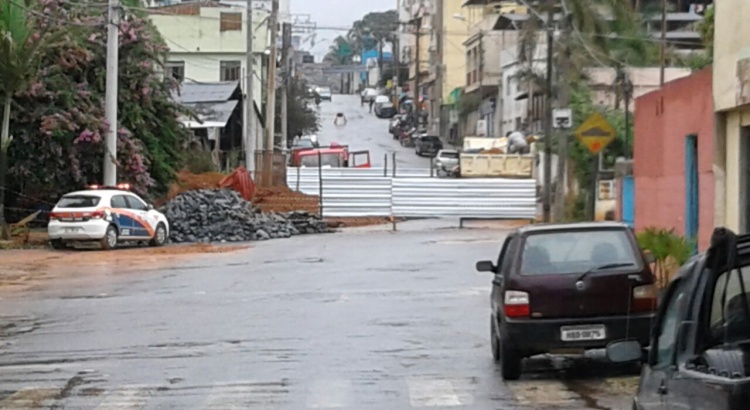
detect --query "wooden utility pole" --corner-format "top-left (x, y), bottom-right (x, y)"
top-left (264, 0), bottom-right (279, 186)
top-left (414, 16), bottom-right (422, 117)
top-left (553, 13), bottom-right (571, 223)
top-left (280, 22), bottom-right (291, 151)
top-left (659, 0), bottom-right (667, 86)
top-left (245, 0), bottom-right (255, 174)
top-left (542, 3), bottom-right (554, 223)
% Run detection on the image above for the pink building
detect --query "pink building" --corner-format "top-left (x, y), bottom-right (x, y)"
top-left (632, 67), bottom-right (715, 250)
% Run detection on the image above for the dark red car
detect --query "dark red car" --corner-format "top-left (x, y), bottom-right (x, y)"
top-left (476, 222), bottom-right (658, 380)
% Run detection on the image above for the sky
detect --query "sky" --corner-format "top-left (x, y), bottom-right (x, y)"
top-left (290, 0), bottom-right (396, 59)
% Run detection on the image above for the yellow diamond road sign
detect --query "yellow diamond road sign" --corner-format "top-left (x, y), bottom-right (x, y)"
top-left (575, 113), bottom-right (616, 154)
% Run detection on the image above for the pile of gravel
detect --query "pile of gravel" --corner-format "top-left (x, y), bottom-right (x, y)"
top-left (160, 189), bottom-right (329, 243)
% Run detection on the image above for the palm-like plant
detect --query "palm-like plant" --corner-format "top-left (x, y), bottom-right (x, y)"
top-left (0, 0), bottom-right (50, 234)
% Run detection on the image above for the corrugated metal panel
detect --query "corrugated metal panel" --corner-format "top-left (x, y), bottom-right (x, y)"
top-left (287, 176), bottom-right (392, 217)
top-left (285, 167), bottom-right (432, 179)
top-left (392, 178), bottom-right (536, 219)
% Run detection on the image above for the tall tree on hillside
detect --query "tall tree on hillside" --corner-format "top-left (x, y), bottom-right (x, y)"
top-left (0, 0), bottom-right (54, 235)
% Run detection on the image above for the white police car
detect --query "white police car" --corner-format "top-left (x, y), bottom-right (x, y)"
top-left (47, 184), bottom-right (169, 250)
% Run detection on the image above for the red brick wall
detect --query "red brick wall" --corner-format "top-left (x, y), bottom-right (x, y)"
top-left (633, 67), bottom-right (714, 250)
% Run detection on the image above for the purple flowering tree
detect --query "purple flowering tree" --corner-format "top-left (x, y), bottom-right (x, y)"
top-left (5, 0), bottom-right (191, 213)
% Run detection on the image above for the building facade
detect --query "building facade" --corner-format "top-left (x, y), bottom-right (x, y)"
top-left (713, 0), bottom-right (750, 234)
top-left (633, 67), bottom-right (715, 250)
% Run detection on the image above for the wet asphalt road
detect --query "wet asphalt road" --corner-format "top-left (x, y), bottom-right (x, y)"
top-left (316, 94), bottom-right (435, 168)
top-left (0, 221), bottom-right (637, 409)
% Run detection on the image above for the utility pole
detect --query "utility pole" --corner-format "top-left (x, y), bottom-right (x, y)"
top-left (280, 22), bottom-right (292, 151)
top-left (413, 16), bottom-right (422, 118)
top-left (245, 0), bottom-right (255, 174)
top-left (103, 0), bottom-right (120, 186)
top-left (542, 4), bottom-right (554, 223)
top-left (553, 11), bottom-right (571, 223)
top-left (264, 0), bottom-right (279, 186)
top-left (659, 0), bottom-right (667, 86)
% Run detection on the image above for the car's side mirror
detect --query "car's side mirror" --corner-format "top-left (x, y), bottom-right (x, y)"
top-left (643, 250), bottom-right (656, 264)
top-left (606, 340), bottom-right (643, 363)
top-left (147, 204), bottom-right (154, 211)
top-left (476, 260), bottom-right (496, 273)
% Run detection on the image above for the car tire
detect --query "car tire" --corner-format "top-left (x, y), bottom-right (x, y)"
top-left (50, 239), bottom-right (66, 250)
top-left (490, 316), bottom-right (501, 362)
top-left (149, 223), bottom-right (168, 247)
top-left (497, 324), bottom-right (522, 380)
top-left (100, 225), bottom-right (118, 251)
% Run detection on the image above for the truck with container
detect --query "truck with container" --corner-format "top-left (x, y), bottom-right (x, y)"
top-left (457, 136), bottom-right (537, 179)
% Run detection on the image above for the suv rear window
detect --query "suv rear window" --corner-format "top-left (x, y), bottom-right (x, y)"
top-left (56, 195), bottom-right (101, 208)
top-left (521, 229), bottom-right (639, 275)
top-left (710, 266), bottom-right (750, 344)
top-left (421, 136), bottom-right (441, 142)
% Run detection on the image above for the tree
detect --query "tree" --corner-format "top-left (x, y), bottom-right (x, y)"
top-left (0, 0), bottom-right (52, 234)
top-left (324, 10), bottom-right (398, 64)
top-left (4, 0), bottom-right (191, 215)
top-left (276, 78), bottom-right (319, 139)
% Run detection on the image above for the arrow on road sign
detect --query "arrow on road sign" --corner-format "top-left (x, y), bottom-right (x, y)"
top-left (575, 112), bottom-right (616, 154)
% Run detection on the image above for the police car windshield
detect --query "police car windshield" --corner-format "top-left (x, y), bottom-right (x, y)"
top-left (57, 195), bottom-right (101, 208)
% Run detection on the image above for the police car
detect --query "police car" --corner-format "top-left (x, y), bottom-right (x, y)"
top-left (47, 184), bottom-right (169, 250)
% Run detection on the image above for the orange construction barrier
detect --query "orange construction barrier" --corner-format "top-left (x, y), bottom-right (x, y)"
top-left (219, 167), bottom-right (256, 201)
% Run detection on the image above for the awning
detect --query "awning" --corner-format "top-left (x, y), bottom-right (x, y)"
top-left (179, 100), bottom-right (239, 129)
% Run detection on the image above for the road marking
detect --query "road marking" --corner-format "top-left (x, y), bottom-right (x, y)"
top-left (306, 378), bottom-right (351, 408)
top-left (408, 377), bottom-right (465, 407)
top-left (96, 385), bottom-right (151, 409)
top-left (507, 380), bottom-right (579, 406)
top-left (201, 380), bottom-right (288, 409)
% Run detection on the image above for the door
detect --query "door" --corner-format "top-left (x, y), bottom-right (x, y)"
top-left (638, 278), bottom-right (690, 409)
top-left (622, 176), bottom-right (635, 228)
top-left (492, 235), bottom-right (516, 316)
top-left (124, 195), bottom-right (153, 239)
top-left (684, 135), bottom-right (698, 251)
top-left (109, 194), bottom-right (133, 238)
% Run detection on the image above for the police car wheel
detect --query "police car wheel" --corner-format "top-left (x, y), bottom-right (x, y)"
top-left (50, 239), bottom-right (66, 250)
top-left (100, 225), bottom-right (118, 250)
top-left (150, 223), bottom-right (167, 247)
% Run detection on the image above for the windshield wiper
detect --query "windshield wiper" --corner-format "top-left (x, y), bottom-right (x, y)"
top-left (578, 263), bottom-right (636, 282)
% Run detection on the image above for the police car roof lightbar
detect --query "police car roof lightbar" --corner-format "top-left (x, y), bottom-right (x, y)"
top-left (86, 183), bottom-right (131, 191)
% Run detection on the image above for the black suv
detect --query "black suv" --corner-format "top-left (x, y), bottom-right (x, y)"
top-left (608, 227), bottom-right (750, 410)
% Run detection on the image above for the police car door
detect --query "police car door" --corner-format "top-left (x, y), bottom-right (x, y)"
top-left (123, 194), bottom-right (154, 239)
top-left (110, 194), bottom-right (134, 238)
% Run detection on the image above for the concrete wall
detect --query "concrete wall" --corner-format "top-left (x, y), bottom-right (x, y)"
top-left (713, 0), bottom-right (750, 112)
top-left (588, 67), bottom-right (692, 109)
top-left (441, 0), bottom-right (469, 102)
top-left (633, 67), bottom-right (715, 250)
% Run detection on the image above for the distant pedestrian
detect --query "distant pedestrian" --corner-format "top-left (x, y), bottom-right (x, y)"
top-left (369, 99), bottom-right (374, 113)
top-left (334, 113), bottom-right (347, 126)
top-left (506, 131), bottom-right (529, 154)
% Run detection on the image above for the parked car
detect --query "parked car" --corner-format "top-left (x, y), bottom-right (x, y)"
top-left (316, 87), bottom-right (332, 101)
top-left (476, 222), bottom-right (657, 380)
top-left (48, 184), bottom-right (170, 250)
top-left (361, 87), bottom-right (379, 104)
top-left (375, 101), bottom-right (396, 118)
top-left (414, 135), bottom-right (443, 157)
top-left (435, 149), bottom-right (459, 174)
top-left (608, 227), bottom-right (750, 410)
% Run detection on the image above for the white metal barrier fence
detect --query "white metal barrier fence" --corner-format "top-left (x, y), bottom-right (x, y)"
top-left (285, 167), bottom-right (537, 220)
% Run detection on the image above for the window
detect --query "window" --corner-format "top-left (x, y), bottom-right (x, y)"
top-left (220, 61), bottom-right (241, 81)
top-left (56, 195), bottom-right (101, 208)
top-left (220, 12), bottom-right (242, 32)
top-left (656, 280), bottom-right (689, 366)
top-left (300, 153), bottom-right (342, 168)
top-left (124, 195), bottom-right (148, 211)
top-left (165, 61), bottom-right (185, 83)
top-left (520, 229), bottom-right (640, 275)
top-left (710, 266), bottom-right (750, 344)
top-left (110, 195), bottom-right (129, 209)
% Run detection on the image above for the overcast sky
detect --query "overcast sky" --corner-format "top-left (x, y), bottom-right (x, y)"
top-left (290, 0), bottom-right (396, 58)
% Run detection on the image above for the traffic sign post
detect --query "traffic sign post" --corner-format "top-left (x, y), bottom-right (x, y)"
top-left (574, 112), bottom-right (617, 221)
top-left (574, 112), bottom-right (616, 155)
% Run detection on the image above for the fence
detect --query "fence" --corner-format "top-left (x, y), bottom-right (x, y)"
top-left (285, 167), bottom-right (537, 221)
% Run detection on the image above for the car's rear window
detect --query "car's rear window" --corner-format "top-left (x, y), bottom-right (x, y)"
top-left (56, 195), bottom-right (101, 208)
top-left (439, 151), bottom-right (459, 158)
top-left (421, 136), bottom-right (441, 142)
top-left (520, 229), bottom-right (639, 275)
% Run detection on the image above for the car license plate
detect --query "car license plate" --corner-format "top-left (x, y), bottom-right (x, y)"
top-left (560, 325), bottom-right (606, 341)
top-left (64, 227), bottom-right (80, 233)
